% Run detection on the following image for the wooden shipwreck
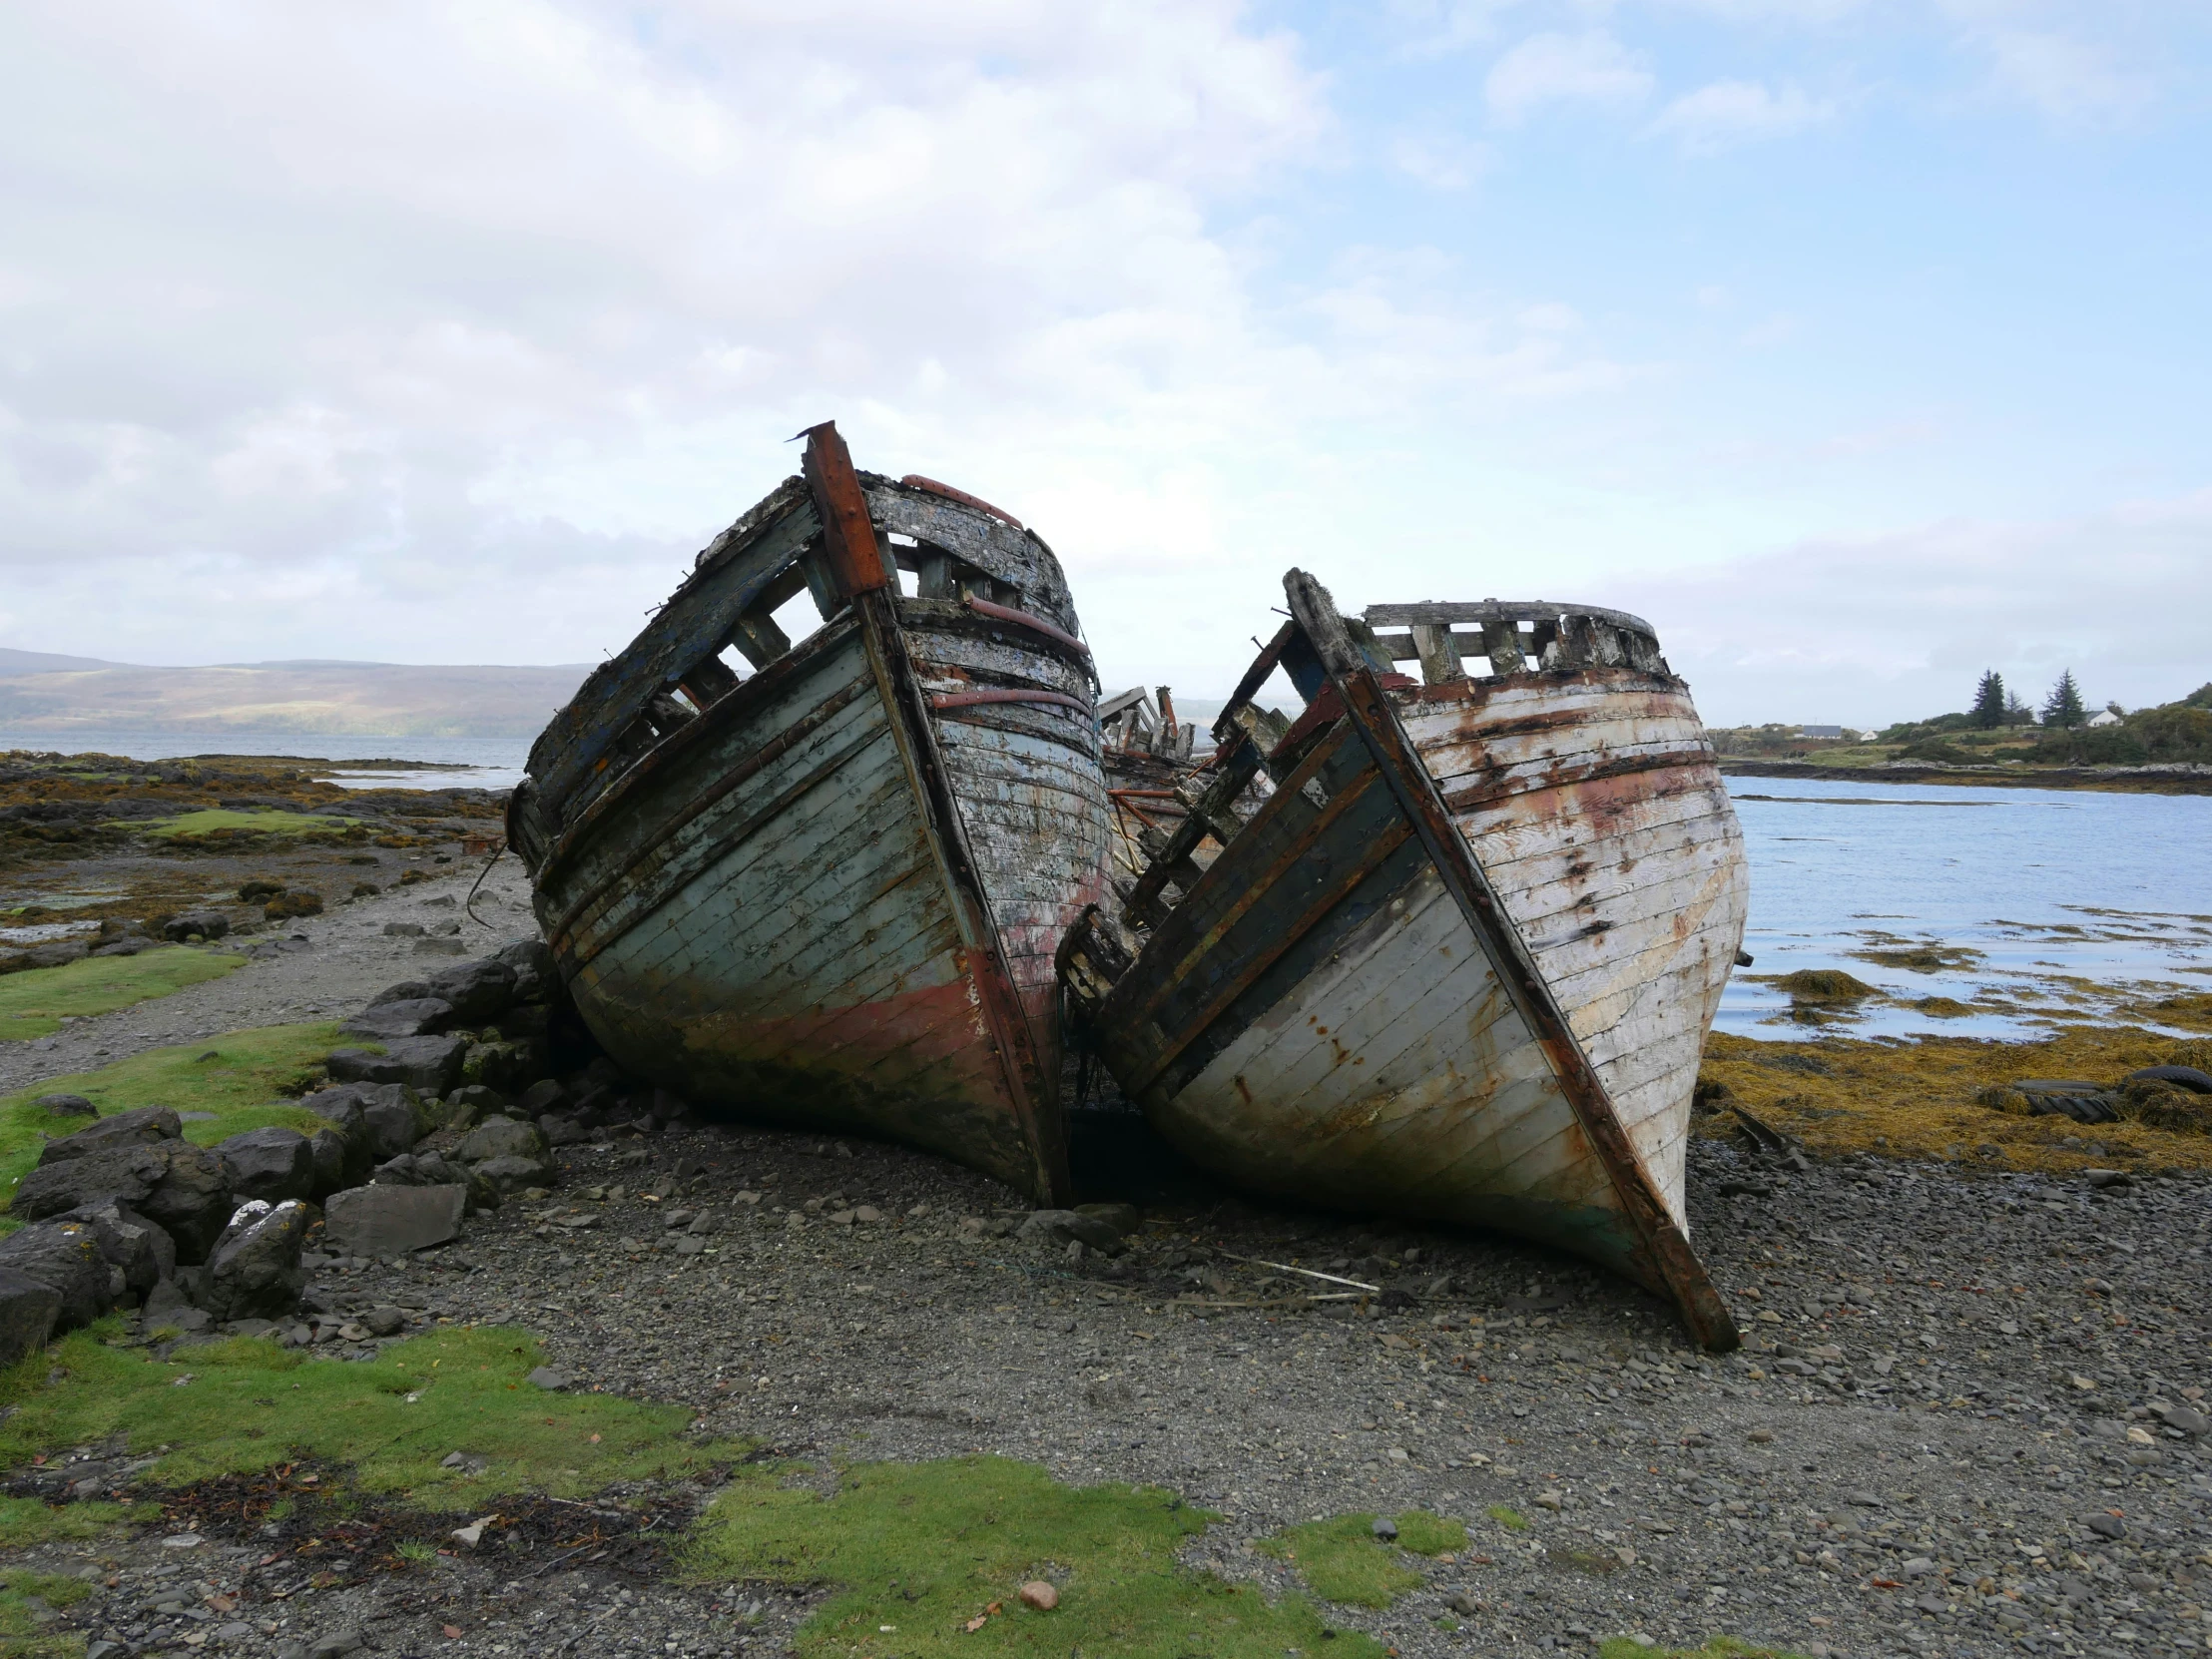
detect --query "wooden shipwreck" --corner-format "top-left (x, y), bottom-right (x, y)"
top-left (507, 423), bottom-right (1108, 1203)
top-left (1059, 571), bottom-right (1747, 1348)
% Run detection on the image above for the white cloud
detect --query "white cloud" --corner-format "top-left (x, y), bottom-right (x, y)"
top-left (1613, 489), bottom-right (2212, 727)
top-left (1388, 128), bottom-right (1494, 190)
top-left (1647, 79), bottom-right (1837, 153)
top-left (1977, 29), bottom-right (2158, 124)
top-left (1484, 31), bottom-right (1655, 128)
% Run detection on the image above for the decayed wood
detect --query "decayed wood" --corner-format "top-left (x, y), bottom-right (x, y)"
top-left (516, 421), bottom-right (1107, 1205)
top-left (1365, 598), bottom-right (1656, 636)
top-left (1060, 569), bottom-right (1745, 1352)
top-left (1410, 623), bottom-right (1464, 687)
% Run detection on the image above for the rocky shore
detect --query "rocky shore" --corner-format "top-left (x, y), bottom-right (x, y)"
top-left (0, 860), bottom-right (2207, 1659)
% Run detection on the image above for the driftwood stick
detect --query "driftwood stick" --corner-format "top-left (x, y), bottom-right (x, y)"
top-left (1212, 1250), bottom-right (1381, 1293)
top-left (1171, 1292), bottom-right (1364, 1311)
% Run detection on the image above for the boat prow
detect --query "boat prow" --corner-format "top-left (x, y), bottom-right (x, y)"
top-left (1060, 570), bottom-right (1745, 1349)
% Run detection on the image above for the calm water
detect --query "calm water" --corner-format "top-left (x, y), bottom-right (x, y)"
top-left (8, 734), bottom-right (2207, 1040)
top-left (1721, 776), bottom-right (2212, 1041)
top-left (0, 731), bottom-right (531, 792)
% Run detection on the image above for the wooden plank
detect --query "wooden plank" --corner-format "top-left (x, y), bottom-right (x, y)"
top-left (1410, 623), bottom-right (1464, 686)
top-left (1365, 598), bottom-right (1656, 636)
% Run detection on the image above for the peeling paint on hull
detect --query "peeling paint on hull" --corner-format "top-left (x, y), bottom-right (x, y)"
top-left (511, 427), bottom-right (1109, 1203)
top-left (1063, 578), bottom-right (1745, 1348)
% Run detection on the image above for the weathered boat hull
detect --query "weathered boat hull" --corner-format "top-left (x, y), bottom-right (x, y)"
top-left (1062, 574), bottom-right (1743, 1347)
top-left (511, 426), bottom-right (1108, 1202)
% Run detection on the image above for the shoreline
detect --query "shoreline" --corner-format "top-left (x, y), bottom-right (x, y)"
top-left (1720, 759), bottom-right (2212, 796)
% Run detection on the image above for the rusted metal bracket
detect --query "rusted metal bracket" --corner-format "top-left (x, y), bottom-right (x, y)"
top-left (807, 424), bottom-right (1070, 1206)
top-left (961, 595), bottom-right (1094, 667)
top-left (1284, 568), bottom-right (1739, 1354)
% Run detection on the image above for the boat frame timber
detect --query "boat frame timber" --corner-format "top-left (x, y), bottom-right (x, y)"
top-left (509, 422), bottom-right (1104, 1204)
top-left (1062, 570), bottom-right (1739, 1351)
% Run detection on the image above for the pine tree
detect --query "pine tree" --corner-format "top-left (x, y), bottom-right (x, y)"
top-left (1970, 670), bottom-right (2006, 729)
top-left (2041, 670), bottom-right (2086, 729)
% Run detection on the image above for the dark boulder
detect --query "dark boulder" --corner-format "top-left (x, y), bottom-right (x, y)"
top-left (306, 1127), bottom-right (354, 1198)
top-left (373, 1152), bottom-right (495, 1213)
top-left (516, 1078), bottom-right (567, 1117)
top-left (355, 1084), bottom-right (428, 1161)
top-left (37, 1105), bottom-right (183, 1165)
top-left (368, 979), bottom-right (435, 1007)
top-left (130, 1142), bottom-right (234, 1264)
top-left (203, 1200), bottom-right (316, 1322)
top-left (0, 1219), bottom-right (118, 1331)
top-left (338, 999), bottom-right (455, 1041)
top-left (460, 1040), bottom-right (537, 1094)
top-left (55, 1199), bottom-right (175, 1299)
top-left (456, 1116), bottom-right (547, 1165)
top-left (217, 1127), bottom-right (317, 1204)
top-left (497, 939), bottom-right (556, 1003)
top-left (33, 1094), bottom-right (97, 1119)
top-left (471, 1155), bottom-right (553, 1198)
top-left (0, 1268), bottom-right (61, 1368)
top-left (19, 940), bottom-right (90, 969)
top-left (541, 1116), bottom-right (588, 1148)
top-left (323, 1184), bottom-right (465, 1256)
top-left (298, 1085), bottom-right (369, 1135)
top-left (20, 1139), bottom-right (239, 1265)
top-left (424, 958), bottom-right (518, 1024)
top-left (163, 909), bottom-right (230, 942)
top-left (325, 1034), bottom-right (467, 1095)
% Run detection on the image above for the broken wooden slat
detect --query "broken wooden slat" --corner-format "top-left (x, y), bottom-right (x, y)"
top-left (1410, 622), bottom-right (1464, 686)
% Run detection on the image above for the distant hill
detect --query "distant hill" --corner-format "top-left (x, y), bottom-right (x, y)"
top-left (0, 654), bottom-right (595, 738)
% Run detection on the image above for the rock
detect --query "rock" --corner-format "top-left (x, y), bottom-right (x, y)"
top-left (527, 1367), bottom-right (569, 1390)
top-left (363, 1306), bottom-right (405, 1337)
top-left (36, 1105), bottom-right (184, 1164)
top-left (1074, 1201), bottom-right (1142, 1237)
top-left (163, 909), bottom-right (230, 942)
top-left (413, 937), bottom-right (468, 956)
top-left (1016, 1209), bottom-right (1126, 1255)
top-left (0, 1267), bottom-right (61, 1369)
top-left (457, 1116), bottom-right (549, 1165)
top-left (298, 1085), bottom-right (369, 1134)
top-left (1372, 1516), bottom-right (1398, 1541)
top-left (498, 938), bottom-right (557, 1001)
top-left (308, 1632), bottom-right (365, 1658)
top-left (517, 1078), bottom-right (568, 1116)
top-left (355, 1084), bottom-right (429, 1161)
top-left (423, 958), bottom-right (518, 1024)
top-left (264, 891), bottom-right (322, 920)
top-left (33, 1094), bottom-right (96, 1118)
top-left (2083, 1169), bottom-right (2131, 1189)
top-left (325, 1034), bottom-right (468, 1095)
top-left (0, 1220), bottom-right (115, 1331)
top-left (14, 1138), bottom-right (233, 1264)
top-left (471, 1155), bottom-right (554, 1198)
top-left (2156, 1403), bottom-right (2209, 1436)
top-left (217, 1127), bottom-right (317, 1204)
top-left (2085, 1513), bottom-right (2126, 1539)
top-left (461, 1039), bottom-right (538, 1094)
top-left (307, 1127), bottom-right (355, 1197)
top-left (370, 1151), bottom-right (493, 1212)
top-left (15, 939), bottom-right (89, 968)
top-left (381, 922), bottom-right (424, 938)
top-left (324, 1183), bottom-right (466, 1255)
top-left (446, 1083), bottom-right (507, 1117)
top-left (1018, 1581), bottom-right (1058, 1611)
top-left (338, 998), bottom-right (455, 1040)
top-left (203, 1200), bottom-right (315, 1321)
top-left (55, 1200), bottom-right (175, 1299)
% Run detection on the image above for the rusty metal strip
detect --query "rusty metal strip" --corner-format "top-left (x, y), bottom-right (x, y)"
top-left (537, 626), bottom-right (863, 890)
top-left (1284, 568), bottom-right (1739, 1354)
top-left (928, 689), bottom-right (1093, 716)
top-left (960, 595), bottom-right (1092, 662)
top-left (899, 473), bottom-right (1023, 528)
top-left (810, 428), bottom-right (1069, 1206)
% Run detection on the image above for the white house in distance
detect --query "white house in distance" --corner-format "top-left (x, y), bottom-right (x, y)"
top-left (2087, 710), bottom-right (2122, 728)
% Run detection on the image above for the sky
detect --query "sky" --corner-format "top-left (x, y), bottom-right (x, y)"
top-left (0, 1), bottom-right (2207, 729)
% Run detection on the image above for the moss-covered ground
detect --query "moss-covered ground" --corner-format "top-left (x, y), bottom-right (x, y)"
top-left (1700, 1026), bottom-right (2212, 1173)
top-left (1253, 1509), bottom-right (1465, 1608)
top-left (0, 1323), bottom-right (735, 1514)
top-left (0, 1023), bottom-right (342, 1205)
top-left (122, 809), bottom-right (358, 841)
top-left (0, 946), bottom-right (247, 1042)
top-left (687, 1456), bottom-right (1387, 1658)
top-left (0, 1565), bottom-right (96, 1657)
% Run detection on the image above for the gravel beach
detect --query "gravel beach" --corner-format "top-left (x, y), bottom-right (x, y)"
top-left (5, 861), bottom-right (2209, 1659)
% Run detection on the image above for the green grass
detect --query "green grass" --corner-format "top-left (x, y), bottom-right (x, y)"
top-left (0, 1323), bottom-right (739, 1507)
top-left (1254, 1510), bottom-right (1466, 1608)
top-left (1485, 1503), bottom-right (1528, 1531)
top-left (686, 1456), bottom-right (1384, 1658)
top-left (0, 1567), bottom-right (94, 1658)
top-left (0, 1496), bottom-right (156, 1549)
top-left (0, 1023), bottom-right (343, 1211)
top-left (0, 946), bottom-right (247, 1042)
top-left (122, 809), bottom-right (356, 840)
